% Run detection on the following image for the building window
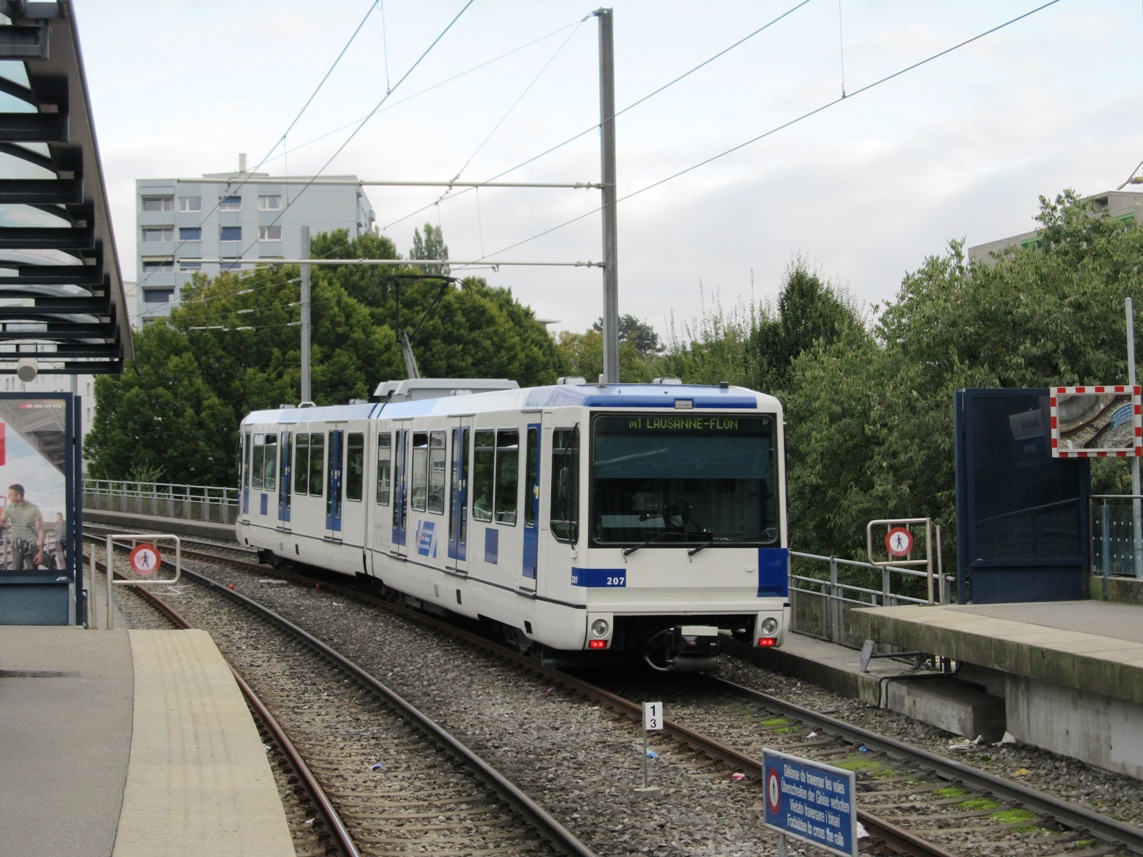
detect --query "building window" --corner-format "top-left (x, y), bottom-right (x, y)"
top-left (179, 259), bottom-right (202, 272)
top-left (141, 258), bottom-right (174, 272)
top-left (179, 196), bottom-right (201, 212)
top-left (179, 226), bottom-right (202, 241)
top-left (142, 288), bottom-right (174, 303)
top-left (258, 195), bottom-right (282, 211)
top-left (141, 196), bottom-right (173, 212)
top-left (220, 226), bottom-right (242, 242)
top-left (220, 259), bottom-right (242, 271)
top-left (142, 227), bottom-right (173, 242)
top-left (219, 195), bottom-right (241, 211)
top-left (259, 225), bottom-right (282, 241)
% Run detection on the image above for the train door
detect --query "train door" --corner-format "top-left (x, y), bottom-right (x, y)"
top-left (278, 430), bottom-right (292, 527)
top-left (520, 421), bottom-right (541, 591)
top-left (391, 427), bottom-right (409, 556)
top-left (372, 429), bottom-right (393, 556)
top-left (325, 428), bottom-right (343, 538)
top-left (448, 420), bottom-right (471, 572)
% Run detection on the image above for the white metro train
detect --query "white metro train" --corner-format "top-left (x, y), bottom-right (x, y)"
top-left (236, 377), bottom-right (790, 670)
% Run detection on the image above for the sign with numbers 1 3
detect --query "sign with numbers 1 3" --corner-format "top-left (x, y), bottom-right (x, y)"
top-left (643, 701), bottom-right (664, 731)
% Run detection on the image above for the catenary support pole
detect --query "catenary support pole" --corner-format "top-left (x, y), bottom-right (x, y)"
top-left (300, 225), bottom-right (311, 404)
top-left (597, 8), bottom-right (620, 383)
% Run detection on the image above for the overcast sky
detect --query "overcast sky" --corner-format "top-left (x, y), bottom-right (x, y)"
top-left (77, 1), bottom-right (1143, 339)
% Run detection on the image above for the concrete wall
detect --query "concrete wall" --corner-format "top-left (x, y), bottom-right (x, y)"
top-left (1006, 674), bottom-right (1143, 779)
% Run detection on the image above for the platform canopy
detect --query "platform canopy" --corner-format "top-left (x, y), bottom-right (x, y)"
top-left (0, 1), bottom-right (132, 376)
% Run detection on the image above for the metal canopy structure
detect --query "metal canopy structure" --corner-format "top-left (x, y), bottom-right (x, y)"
top-left (0, 1), bottom-right (132, 376)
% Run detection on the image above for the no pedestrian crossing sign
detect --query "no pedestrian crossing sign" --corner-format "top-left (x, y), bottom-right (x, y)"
top-left (764, 748), bottom-right (857, 857)
top-left (129, 543), bottom-right (161, 576)
top-left (885, 526), bottom-right (913, 557)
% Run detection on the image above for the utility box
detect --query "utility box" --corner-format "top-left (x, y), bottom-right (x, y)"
top-left (954, 389), bottom-right (1089, 603)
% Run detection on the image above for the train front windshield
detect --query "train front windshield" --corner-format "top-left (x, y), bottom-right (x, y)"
top-left (590, 413), bottom-right (780, 547)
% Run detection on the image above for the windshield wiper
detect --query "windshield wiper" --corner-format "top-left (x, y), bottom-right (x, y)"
top-left (622, 530), bottom-right (677, 557)
top-left (687, 539), bottom-right (715, 557)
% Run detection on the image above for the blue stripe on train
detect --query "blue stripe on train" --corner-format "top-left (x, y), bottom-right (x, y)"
top-left (758, 547), bottom-right (789, 597)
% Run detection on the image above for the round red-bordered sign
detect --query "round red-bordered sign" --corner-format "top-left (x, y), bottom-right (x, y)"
top-left (885, 527), bottom-right (913, 557)
top-left (766, 766), bottom-right (781, 815)
top-left (129, 543), bottom-right (161, 576)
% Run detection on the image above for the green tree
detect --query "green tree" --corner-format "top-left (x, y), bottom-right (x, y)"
top-left (752, 258), bottom-right (867, 393)
top-left (554, 328), bottom-right (658, 382)
top-left (661, 285), bottom-right (765, 387)
top-left (410, 223), bottom-right (449, 276)
top-left (592, 314), bottom-right (664, 355)
top-left (85, 324), bottom-right (235, 484)
top-left (89, 230), bottom-right (565, 484)
top-left (785, 190), bottom-right (1143, 562)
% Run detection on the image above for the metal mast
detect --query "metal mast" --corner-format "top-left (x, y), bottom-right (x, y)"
top-left (596, 8), bottom-right (620, 383)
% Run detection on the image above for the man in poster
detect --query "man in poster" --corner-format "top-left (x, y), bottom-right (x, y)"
top-left (4, 483), bottom-right (44, 571)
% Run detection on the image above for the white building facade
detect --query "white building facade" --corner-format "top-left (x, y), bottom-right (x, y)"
top-left (136, 164), bottom-right (376, 323)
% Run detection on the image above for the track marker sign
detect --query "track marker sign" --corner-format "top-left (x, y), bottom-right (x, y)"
top-left (764, 748), bottom-right (857, 857)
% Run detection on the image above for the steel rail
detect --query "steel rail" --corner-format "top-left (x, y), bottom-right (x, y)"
top-left (152, 549), bottom-right (958, 857)
top-left (91, 536), bottom-right (599, 857)
top-left (94, 527), bottom-right (1143, 856)
top-left (708, 675), bottom-right (1143, 857)
top-left (98, 556), bottom-right (361, 857)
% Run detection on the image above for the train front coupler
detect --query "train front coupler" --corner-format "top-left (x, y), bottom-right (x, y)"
top-left (642, 624), bottom-right (722, 672)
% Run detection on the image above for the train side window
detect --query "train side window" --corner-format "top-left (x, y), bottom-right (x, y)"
top-left (294, 433), bottom-right (310, 495)
top-left (428, 431), bottom-right (446, 514)
top-left (495, 429), bottom-right (519, 526)
top-left (252, 433), bottom-right (266, 490)
top-left (550, 427), bottom-right (579, 543)
top-left (525, 427), bottom-right (538, 528)
top-left (264, 434), bottom-right (277, 491)
top-left (309, 433), bottom-right (325, 497)
top-left (377, 433), bottom-right (391, 505)
top-left (411, 432), bottom-right (428, 511)
top-left (241, 431), bottom-right (252, 488)
top-left (472, 430), bottom-right (494, 522)
top-left (345, 432), bottom-right (364, 502)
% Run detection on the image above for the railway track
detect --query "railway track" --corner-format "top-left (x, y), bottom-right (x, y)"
top-left (91, 528), bottom-right (1143, 857)
top-left (90, 536), bottom-right (594, 857)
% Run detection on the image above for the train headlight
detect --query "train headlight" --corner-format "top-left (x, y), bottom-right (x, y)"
top-left (591, 618), bottom-right (610, 638)
top-left (760, 617), bottom-right (780, 637)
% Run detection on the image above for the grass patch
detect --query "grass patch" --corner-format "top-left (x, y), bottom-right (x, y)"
top-left (958, 797), bottom-right (1000, 811)
top-left (991, 808), bottom-right (1037, 825)
top-left (835, 756), bottom-right (885, 775)
top-left (759, 718), bottom-right (790, 729)
top-left (933, 787), bottom-right (969, 799)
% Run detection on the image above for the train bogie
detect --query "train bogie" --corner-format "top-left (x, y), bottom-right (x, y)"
top-left (236, 378), bottom-right (790, 670)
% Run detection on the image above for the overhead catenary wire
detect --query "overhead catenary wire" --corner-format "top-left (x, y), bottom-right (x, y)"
top-left (382, 0), bottom-right (812, 233)
top-left (458, 0), bottom-right (1064, 269)
top-left (136, 2), bottom-right (382, 293)
top-left (138, 1), bottom-right (470, 294)
top-left (233, 0), bottom-right (476, 265)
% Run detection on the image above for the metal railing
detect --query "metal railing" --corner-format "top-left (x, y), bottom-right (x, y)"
top-left (1091, 495), bottom-right (1143, 579)
top-left (789, 551), bottom-right (954, 648)
top-left (83, 480), bottom-right (238, 526)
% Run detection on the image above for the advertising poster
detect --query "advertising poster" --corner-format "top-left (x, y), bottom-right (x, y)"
top-left (0, 397), bottom-right (69, 575)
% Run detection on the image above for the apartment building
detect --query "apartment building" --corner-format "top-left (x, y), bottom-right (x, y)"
top-left (136, 160), bottom-right (376, 322)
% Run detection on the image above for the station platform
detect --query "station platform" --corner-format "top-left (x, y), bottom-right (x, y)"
top-left (0, 626), bottom-right (294, 857)
top-left (824, 599), bottom-right (1143, 779)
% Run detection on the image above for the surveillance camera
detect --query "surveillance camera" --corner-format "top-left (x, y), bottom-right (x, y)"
top-left (16, 357), bottom-right (37, 383)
